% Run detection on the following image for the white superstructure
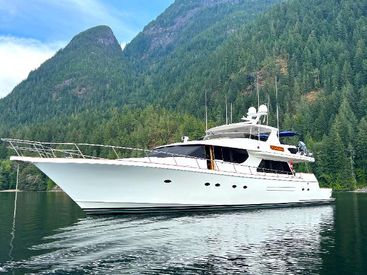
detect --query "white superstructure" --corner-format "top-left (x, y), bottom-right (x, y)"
top-left (3, 105), bottom-right (333, 214)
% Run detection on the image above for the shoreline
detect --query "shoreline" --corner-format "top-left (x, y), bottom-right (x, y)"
top-left (0, 189), bottom-right (22, 192)
top-left (0, 189), bottom-right (63, 193)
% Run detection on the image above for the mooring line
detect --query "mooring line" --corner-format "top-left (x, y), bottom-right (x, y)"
top-left (9, 163), bottom-right (20, 262)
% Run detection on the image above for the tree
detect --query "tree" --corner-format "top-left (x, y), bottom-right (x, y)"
top-left (355, 118), bottom-right (367, 185)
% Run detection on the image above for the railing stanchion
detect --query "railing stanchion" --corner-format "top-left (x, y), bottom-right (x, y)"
top-left (33, 144), bottom-right (42, 158)
top-left (50, 147), bottom-right (56, 158)
top-left (8, 141), bottom-right (20, 157)
top-left (74, 144), bottom-right (85, 158)
top-left (145, 150), bottom-right (152, 163)
top-left (173, 154), bottom-right (178, 165)
top-left (112, 147), bottom-right (120, 159)
top-left (195, 158), bottom-right (200, 169)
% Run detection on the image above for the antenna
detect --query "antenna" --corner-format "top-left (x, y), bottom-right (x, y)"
top-left (256, 73), bottom-right (259, 110)
top-left (205, 90), bottom-right (208, 131)
top-left (267, 93), bottom-right (270, 125)
top-left (225, 95), bottom-right (228, 125)
top-left (275, 75), bottom-right (280, 137)
top-left (230, 102), bottom-right (233, 124)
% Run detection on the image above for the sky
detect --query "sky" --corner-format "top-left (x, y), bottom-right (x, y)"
top-left (0, 0), bottom-right (174, 98)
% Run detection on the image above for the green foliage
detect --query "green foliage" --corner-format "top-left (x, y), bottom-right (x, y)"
top-left (0, 0), bottom-right (366, 190)
top-left (0, 26), bottom-right (127, 127)
top-left (0, 160), bottom-right (17, 189)
top-left (0, 106), bottom-right (205, 190)
top-left (46, 179), bottom-right (56, 191)
top-left (355, 118), bottom-right (367, 185)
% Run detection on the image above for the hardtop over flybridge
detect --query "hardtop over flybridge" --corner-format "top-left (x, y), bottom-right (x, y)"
top-left (2, 105), bottom-right (333, 214)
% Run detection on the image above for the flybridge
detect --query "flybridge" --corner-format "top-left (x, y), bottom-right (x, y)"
top-left (204, 104), bottom-right (280, 144)
top-left (259, 131), bottom-right (298, 140)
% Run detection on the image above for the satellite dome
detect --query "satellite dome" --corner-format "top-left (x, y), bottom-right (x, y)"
top-left (258, 104), bottom-right (268, 114)
top-left (247, 107), bottom-right (257, 116)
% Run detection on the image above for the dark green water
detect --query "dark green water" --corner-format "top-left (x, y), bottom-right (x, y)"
top-left (0, 192), bottom-right (366, 274)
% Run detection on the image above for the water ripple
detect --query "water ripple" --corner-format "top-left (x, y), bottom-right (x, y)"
top-left (3, 206), bottom-right (334, 274)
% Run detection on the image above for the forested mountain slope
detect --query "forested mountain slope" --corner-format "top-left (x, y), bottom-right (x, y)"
top-left (0, 26), bottom-right (127, 127)
top-left (0, 0), bottom-right (366, 190)
top-left (122, 0), bottom-right (280, 107)
top-left (123, 0), bottom-right (367, 189)
top-left (0, 106), bottom-right (205, 190)
top-left (124, 0), bottom-right (279, 71)
top-left (0, 0), bottom-right (279, 129)
top-left (203, 0), bottom-right (367, 189)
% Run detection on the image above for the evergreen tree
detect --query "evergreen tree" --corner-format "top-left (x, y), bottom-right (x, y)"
top-left (355, 118), bottom-right (367, 185)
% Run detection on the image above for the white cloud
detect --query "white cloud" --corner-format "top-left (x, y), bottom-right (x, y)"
top-left (0, 36), bottom-right (65, 98)
top-left (120, 42), bottom-right (127, 50)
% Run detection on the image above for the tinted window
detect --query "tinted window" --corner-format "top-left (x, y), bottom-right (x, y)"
top-left (213, 146), bottom-right (248, 164)
top-left (149, 145), bottom-right (206, 159)
top-left (257, 160), bottom-right (292, 174)
top-left (288, 148), bottom-right (298, 154)
top-left (214, 146), bottom-right (222, 160)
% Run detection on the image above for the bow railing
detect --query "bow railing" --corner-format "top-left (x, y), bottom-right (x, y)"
top-left (1, 138), bottom-right (303, 179)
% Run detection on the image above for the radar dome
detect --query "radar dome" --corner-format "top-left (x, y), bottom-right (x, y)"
top-left (258, 104), bottom-right (268, 114)
top-left (247, 107), bottom-right (257, 116)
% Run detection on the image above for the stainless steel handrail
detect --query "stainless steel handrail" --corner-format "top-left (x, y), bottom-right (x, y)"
top-left (1, 138), bottom-right (301, 179)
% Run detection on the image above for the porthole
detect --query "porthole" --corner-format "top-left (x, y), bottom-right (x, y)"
top-left (215, 183), bottom-right (220, 187)
top-left (307, 188), bottom-right (310, 191)
top-left (205, 182), bottom-right (210, 186)
top-left (232, 185), bottom-right (237, 188)
top-left (302, 188), bottom-right (305, 191)
top-left (164, 179), bottom-right (172, 183)
top-left (243, 185), bottom-right (248, 189)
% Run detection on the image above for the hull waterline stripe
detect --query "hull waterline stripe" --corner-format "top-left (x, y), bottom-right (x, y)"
top-left (81, 199), bottom-right (335, 214)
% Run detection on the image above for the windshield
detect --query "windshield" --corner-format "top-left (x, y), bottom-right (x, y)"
top-left (149, 145), bottom-right (206, 158)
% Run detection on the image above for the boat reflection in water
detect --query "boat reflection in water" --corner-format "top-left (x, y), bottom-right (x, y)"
top-left (9, 205), bottom-right (334, 274)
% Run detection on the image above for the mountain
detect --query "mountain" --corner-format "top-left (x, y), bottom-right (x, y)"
top-left (124, 0), bottom-right (279, 66)
top-left (1, 0), bottom-right (367, 190)
top-left (0, 0), bottom-right (280, 129)
top-left (122, 0), bottom-right (281, 108)
top-left (0, 25), bottom-right (127, 128)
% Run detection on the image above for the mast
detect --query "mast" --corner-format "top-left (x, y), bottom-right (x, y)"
top-left (275, 75), bottom-right (279, 137)
top-left (256, 73), bottom-right (260, 110)
top-left (205, 90), bottom-right (208, 131)
top-left (267, 93), bottom-right (270, 125)
top-left (225, 94), bottom-right (228, 125)
top-left (230, 102), bottom-right (233, 124)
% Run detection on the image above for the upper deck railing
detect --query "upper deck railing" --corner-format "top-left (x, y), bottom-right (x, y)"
top-left (1, 138), bottom-right (304, 180)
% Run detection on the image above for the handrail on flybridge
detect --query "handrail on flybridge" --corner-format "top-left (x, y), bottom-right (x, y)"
top-left (1, 138), bottom-right (301, 179)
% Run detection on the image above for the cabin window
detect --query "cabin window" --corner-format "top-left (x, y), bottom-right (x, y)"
top-left (150, 145), bottom-right (248, 164)
top-left (213, 146), bottom-right (248, 164)
top-left (257, 160), bottom-right (292, 174)
top-left (288, 148), bottom-right (298, 154)
top-left (150, 145), bottom-right (206, 158)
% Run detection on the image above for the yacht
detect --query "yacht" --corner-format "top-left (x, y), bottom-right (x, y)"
top-left (3, 105), bottom-right (333, 214)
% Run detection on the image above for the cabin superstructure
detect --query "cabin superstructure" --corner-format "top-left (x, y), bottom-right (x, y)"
top-left (152, 105), bottom-right (314, 175)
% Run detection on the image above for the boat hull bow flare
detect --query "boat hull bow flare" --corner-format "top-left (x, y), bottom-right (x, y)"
top-left (3, 106), bottom-right (333, 214)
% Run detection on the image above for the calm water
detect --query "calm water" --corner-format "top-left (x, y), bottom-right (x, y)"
top-left (0, 192), bottom-right (366, 274)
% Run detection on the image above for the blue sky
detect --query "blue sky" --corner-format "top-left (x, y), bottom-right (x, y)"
top-left (0, 0), bottom-right (174, 98)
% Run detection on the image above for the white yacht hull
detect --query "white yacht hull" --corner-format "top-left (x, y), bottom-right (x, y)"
top-left (11, 156), bottom-right (333, 214)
